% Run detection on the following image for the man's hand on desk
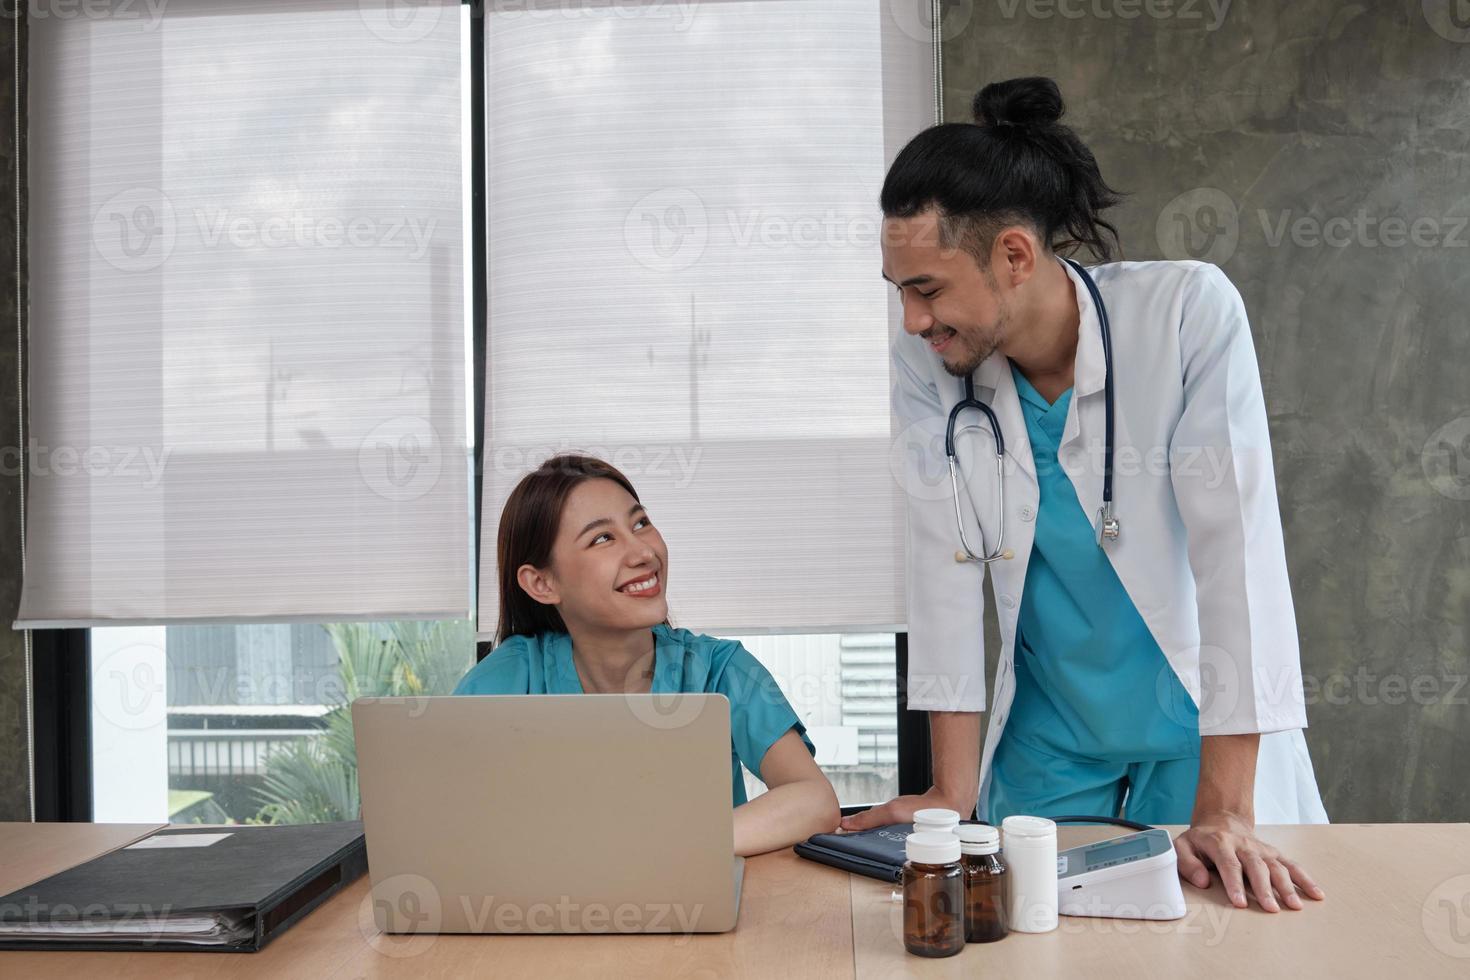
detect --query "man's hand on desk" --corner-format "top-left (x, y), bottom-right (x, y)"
top-left (840, 712), bottom-right (981, 832)
top-left (838, 788), bottom-right (968, 832)
top-left (1175, 810), bottom-right (1325, 913)
top-left (1177, 732), bottom-right (1326, 913)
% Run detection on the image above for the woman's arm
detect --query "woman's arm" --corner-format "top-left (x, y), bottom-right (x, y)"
top-left (732, 729), bottom-right (841, 857)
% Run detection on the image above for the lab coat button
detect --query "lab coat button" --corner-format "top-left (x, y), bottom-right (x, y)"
top-left (999, 594), bottom-right (1016, 609)
top-left (1019, 505), bottom-right (1035, 522)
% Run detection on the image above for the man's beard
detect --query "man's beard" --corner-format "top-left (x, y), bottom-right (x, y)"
top-left (941, 333), bottom-right (998, 377)
top-left (940, 308), bottom-right (1008, 378)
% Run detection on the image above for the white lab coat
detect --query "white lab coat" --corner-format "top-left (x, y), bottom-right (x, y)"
top-left (892, 258), bottom-right (1328, 825)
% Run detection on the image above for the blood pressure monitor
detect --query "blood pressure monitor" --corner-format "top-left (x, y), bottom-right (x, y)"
top-left (1056, 828), bottom-right (1186, 920)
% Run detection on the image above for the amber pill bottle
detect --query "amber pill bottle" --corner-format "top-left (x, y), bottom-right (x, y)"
top-left (957, 824), bottom-right (1009, 943)
top-left (901, 832), bottom-right (965, 958)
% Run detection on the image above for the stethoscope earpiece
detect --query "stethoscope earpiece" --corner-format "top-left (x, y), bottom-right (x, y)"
top-left (957, 549), bottom-right (1013, 562)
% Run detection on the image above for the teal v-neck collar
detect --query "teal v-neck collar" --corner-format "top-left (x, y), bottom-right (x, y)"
top-left (545, 625), bottom-right (680, 694)
top-left (1010, 360), bottom-right (1073, 414)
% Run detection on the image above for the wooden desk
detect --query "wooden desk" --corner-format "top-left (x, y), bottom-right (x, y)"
top-left (0, 824), bottom-right (854, 979)
top-left (852, 823), bottom-right (1470, 979)
top-left (0, 822), bottom-right (164, 896)
top-left (2, 823), bottom-right (1468, 978)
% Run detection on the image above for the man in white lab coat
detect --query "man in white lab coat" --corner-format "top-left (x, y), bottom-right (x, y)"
top-left (843, 77), bottom-right (1328, 915)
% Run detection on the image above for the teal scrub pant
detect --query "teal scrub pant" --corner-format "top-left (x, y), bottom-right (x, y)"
top-left (983, 731), bottom-right (1200, 826)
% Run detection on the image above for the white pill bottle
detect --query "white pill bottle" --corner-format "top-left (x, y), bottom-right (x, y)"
top-left (911, 808), bottom-right (961, 836)
top-left (1000, 815), bottom-right (1058, 933)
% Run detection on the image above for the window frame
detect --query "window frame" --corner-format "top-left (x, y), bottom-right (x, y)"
top-left (30, 628), bottom-right (92, 821)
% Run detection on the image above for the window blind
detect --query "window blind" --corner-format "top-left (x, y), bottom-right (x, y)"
top-left (17, 0), bottom-right (470, 627)
top-left (476, 0), bottom-right (933, 637)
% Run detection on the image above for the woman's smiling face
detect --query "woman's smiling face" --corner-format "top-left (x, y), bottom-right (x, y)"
top-left (518, 477), bottom-right (670, 632)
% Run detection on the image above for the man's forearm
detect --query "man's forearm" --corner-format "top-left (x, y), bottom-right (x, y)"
top-left (929, 711), bottom-right (983, 816)
top-left (1193, 732), bottom-right (1260, 822)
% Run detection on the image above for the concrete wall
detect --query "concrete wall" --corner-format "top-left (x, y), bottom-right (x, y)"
top-left (1, 9), bottom-right (30, 822)
top-left (944, 0), bottom-right (1470, 821)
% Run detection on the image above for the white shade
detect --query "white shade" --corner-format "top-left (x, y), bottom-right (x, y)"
top-left (17, 0), bottom-right (471, 627)
top-left (476, 1), bottom-right (934, 637)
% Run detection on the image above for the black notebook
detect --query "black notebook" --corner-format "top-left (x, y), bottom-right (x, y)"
top-left (0, 821), bottom-right (367, 953)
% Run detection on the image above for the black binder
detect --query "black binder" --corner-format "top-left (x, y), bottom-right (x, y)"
top-left (797, 815), bottom-right (1151, 881)
top-left (794, 823), bottom-right (917, 882)
top-left (0, 821), bottom-right (367, 953)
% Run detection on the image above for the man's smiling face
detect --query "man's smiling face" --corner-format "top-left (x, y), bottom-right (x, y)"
top-left (881, 209), bottom-right (1013, 378)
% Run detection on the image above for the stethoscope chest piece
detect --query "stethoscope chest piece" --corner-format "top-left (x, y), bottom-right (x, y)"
top-left (1095, 503), bottom-right (1121, 547)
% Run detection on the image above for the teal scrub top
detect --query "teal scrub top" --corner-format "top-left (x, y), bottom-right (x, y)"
top-left (1004, 362), bottom-right (1200, 764)
top-left (451, 623), bottom-right (815, 806)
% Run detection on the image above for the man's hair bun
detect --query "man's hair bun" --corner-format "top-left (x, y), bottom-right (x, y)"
top-left (972, 76), bottom-right (1065, 130)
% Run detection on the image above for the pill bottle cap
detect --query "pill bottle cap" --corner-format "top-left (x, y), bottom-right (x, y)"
top-left (912, 808), bottom-right (960, 830)
top-left (1001, 815), bottom-right (1057, 843)
top-left (956, 824), bottom-right (1000, 854)
top-left (906, 831), bottom-right (962, 866)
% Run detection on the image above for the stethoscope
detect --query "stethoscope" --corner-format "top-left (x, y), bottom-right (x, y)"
top-left (945, 257), bottom-right (1119, 564)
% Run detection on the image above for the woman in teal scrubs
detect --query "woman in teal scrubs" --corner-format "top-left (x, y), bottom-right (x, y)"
top-left (453, 453), bottom-right (841, 856)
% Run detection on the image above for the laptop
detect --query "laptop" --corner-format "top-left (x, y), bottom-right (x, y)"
top-left (352, 693), bottom-right (744, 934)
